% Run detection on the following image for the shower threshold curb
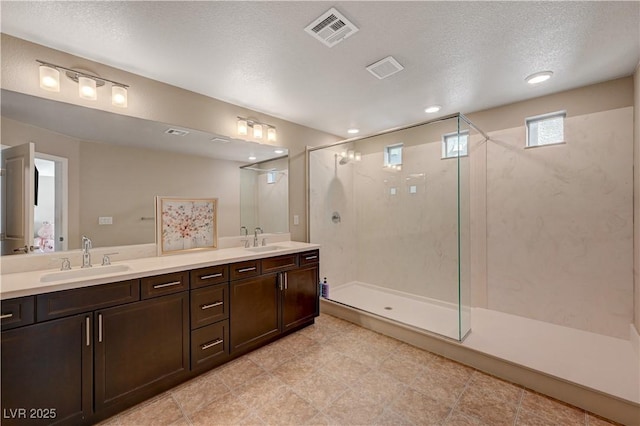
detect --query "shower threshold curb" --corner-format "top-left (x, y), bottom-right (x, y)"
top-left (321, 299), bottom-right (640, 426)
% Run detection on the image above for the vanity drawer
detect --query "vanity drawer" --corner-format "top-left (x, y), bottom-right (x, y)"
top-left (261, 254), bottom-right (298, 274)
top-left (191, 283), bottom-right (229, 329)
top-left (191, 320), bottom-right (229, 370)
top-left (299, 250), bottom-right (320, 266)
top-left (37, 280), bottom-right (140, 322)
top-left (190, 265), bottom-right (229, 289)
top-left (141, 272), bottom-right (189, 299)
top-left (1, 296), bottom-right (35, 330)
top-left (230, 260), bottom-right (260, 281)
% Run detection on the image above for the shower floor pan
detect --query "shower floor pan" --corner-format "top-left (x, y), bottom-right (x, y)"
top-left (328, 281), bottom-right (469, 341)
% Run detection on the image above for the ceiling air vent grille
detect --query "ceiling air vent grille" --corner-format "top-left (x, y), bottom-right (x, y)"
top-left (165, 128), bottom-right (189, 136)
top-left (304, 7), bottom-right (359, 48)
top-left (366, 56), bottom-right (405, 80)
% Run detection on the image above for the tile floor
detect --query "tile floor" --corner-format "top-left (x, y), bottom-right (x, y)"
top-left (100, 314), bottom-right (619, 425)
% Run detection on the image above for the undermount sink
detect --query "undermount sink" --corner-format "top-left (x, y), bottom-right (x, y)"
top-left (40, 264), bottom-right (131, 283)
top-left (244, 245), bottom-right (286, 253)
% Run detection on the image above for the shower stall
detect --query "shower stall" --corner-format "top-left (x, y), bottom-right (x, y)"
top-left (308, 114), bottom-right (486, 341)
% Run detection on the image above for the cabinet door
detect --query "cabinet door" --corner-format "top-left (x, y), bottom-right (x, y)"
top-left (94, 292), bottom-right (189, 410)
top-left (1, 314), bottom-right (92, 426)
top-left (230, 275), bottom-right (280, 354)
top-left (282, 265), bottom-right (319, 332)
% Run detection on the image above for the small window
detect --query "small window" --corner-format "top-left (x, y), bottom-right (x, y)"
top-left (266, 171), bottom-right (277, 184)
top-left (526, 111), bottom-right (565, 147)
top-left (442, 131), bottom-right (469, 159)
top-left (384, 144), bottom-right (403, 167)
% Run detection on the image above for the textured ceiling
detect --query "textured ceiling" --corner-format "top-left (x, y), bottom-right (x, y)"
top-left (1, 1), bottom-right (639, 138)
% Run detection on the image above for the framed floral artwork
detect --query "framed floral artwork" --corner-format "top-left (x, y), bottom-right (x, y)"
top-left (156, 197), bottom-right (217, 255)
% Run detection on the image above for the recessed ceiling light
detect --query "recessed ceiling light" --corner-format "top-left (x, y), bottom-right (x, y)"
top-left (525, 71), bottom-right (553, 85)
top-left (248, 156), bottom-right (257, 161)
top-left (347, 128), bottom-right (359, 134)
top-left (274, 149), bottom-right (285, 154)
top-left (424, 105), bottom-right (441, 114)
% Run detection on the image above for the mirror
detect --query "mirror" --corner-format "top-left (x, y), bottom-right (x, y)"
top-left (240, 156), bottom-right (289, 235)
top-left (1, 89), bottom-right (288, 255)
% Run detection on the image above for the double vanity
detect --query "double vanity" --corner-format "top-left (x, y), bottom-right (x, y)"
top-left (0, 242), bottom-right (320, 425)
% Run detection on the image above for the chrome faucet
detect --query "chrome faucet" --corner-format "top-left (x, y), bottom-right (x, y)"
top-left (81, 235), bottom-right (92, 268)
top-left (253, 227), bottom-right (263, 247)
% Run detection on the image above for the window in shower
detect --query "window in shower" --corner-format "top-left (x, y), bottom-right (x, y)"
top-left (442, 131), bottom-right (469, 159)
top-left (384, 143), bottom-right (403, 167)
top-left (526, 111), bottom-right (565, 147)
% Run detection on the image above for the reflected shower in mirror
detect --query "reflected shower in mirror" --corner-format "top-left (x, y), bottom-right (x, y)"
top-left (240, 156), bottom-right (289, 235)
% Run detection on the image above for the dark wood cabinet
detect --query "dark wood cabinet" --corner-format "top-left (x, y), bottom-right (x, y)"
top-left (282, 264), bottom-right (320, 332)
top-left (1, 247), bottom-right (319, 424)
top-left (94, 292), bottom-right (189, 411)
top-left (230, 252), bottom-right (320, 354)
top-left (1, 314), bottom-right (92, 425)
top-left (230, 274), bottom-right (281, 353)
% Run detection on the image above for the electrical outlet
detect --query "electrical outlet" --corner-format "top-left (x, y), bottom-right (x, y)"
top-left (293, 215), bottom-right (300, 225)
top-left (98, 216), bottom-right (113, 225)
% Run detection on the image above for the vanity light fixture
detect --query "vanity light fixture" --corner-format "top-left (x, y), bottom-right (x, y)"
top-left (525, 71), bottom-right (553, 85)
top-left (36, 60), bottom-right (129, 107)
top-left (274, 149), bottom-right (285, 154)
top-left (248, 155), bottom-right (257, 161)
top-left (337, 149), bottom-right (362, 164)
top-left (237, 117), bottom-right (277, 142)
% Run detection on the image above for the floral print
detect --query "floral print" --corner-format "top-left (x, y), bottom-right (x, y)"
top-left (160, 198), bottom-right (216, 253)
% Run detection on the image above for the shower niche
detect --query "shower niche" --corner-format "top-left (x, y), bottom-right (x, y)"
top-left (308, 114), bottom-right (485, 341)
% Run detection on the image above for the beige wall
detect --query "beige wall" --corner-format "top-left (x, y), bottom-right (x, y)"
top-left (634, 64), bottom-right (640, 335)
top-left (0, 34), bottom-right (341, 244)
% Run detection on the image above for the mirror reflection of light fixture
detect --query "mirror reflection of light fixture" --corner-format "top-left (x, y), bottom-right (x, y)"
top-left (237, 119), bottom-right (248, 136)
top-left (39, 64), bottom-right (60, 92)
top-left (237, 117), bottom-right (277, 142)
top-left (36, 60), bottom-right (129, 107)
top-left (267, 127), bottom-right (277, 142)
top-left (337, 149), bottom-right (362, 165)
top-left (253, 123), bottom-right (263, 139)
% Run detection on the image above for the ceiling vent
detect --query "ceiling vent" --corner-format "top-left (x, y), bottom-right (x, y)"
top-left (304, 7), bottom-right (359, 48)
top-left (165, 128), bottom-right (189, 136)
top-left (366, 56), bottom-right (405, 80)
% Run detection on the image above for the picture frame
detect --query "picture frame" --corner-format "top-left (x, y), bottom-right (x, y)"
top-left (156, 196), bottom-right (217, 255)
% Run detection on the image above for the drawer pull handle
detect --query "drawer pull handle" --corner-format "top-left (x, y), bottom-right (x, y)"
top-left (201, 301), bottom-right (223, 310)
top-left (305, 255), bottom-right (318, 260)
top-left (200, 273), bottom-right (223, 280)
top-left (201, 339), bottom-right (223, 350)
top-left (153, 281), bottom-right (182, 289)
top-left (237, 267), bottom-right (256, 273)
top-left (0, 313), bottom-right (14, 320)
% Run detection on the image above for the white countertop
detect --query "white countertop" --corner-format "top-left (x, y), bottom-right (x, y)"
top-left (0, 241), bottom-right (319, 300)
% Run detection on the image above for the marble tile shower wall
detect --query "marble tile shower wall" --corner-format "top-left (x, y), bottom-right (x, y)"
top-left (486, 107), bottom-right (634, 339)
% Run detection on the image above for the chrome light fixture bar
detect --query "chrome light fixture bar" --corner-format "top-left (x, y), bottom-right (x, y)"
top-left (237, 116), bottom-right (277, 141)
top-left (36, 60), bottom-right (130, 107)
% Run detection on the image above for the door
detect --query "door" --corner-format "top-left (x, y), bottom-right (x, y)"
top-left (1, 314), bottom-right (93, 425)
top-left (1, 143), bottom-right (35, 255)
top-left (282, 265), bottom-right (320, 332)
top-left (94, 293), bottom-right (189, 410)
top-left (230, 274), bottom-right (280, 354)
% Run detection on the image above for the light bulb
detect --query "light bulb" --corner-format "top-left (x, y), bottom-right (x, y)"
top-left (237, 119), bottom-right (248, 136)
top-left (348, 150), bottom-right (355, 160)
top-left (112, 85), bottom-right (128, 107)
top-left (355, 152), bottom-right (362, 161)
top-left (78, 76), bottom-right (97, 100)
top-left (267, 127), bottom-right (277, 142)
top-left (39, 65), bottom-right (60, 92)
top-left (253, 124), bottom-right (263, 139)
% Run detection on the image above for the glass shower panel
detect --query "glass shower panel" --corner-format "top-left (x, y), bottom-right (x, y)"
top-left (309, 114), bottom-right (480, 341)
top-left (457, 115), bottom-right (472, 340)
